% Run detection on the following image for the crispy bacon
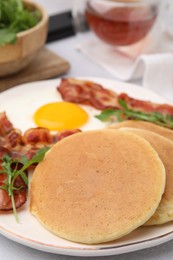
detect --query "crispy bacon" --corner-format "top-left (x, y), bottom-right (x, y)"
top-left (58, 129), bottom-right (81, 141)
top-left (2, 127), bottom-right (81, 161)
top-left (58, 78), bottom-right (119, 110)
top-left (58, 78), bottom-right (173, 116)
top-left (0, 131), bottom-right (22, 150)
top-left (0, 112), bottom-right (14, 136)
top-left (118, 93), bottom-right (173, 116)
top-left (0, 120), bottom-right (82, 160)
top-left (0, 113), bottom-right (82, 211)
top-left (0, 146), bottom-right (9, 158)
top-left (0, 164), bottom-right (27, 211)
top-left (7, 144), bottom-right (36, 161)
top-left (0, 189), bottom-right (27, 211)
top-left (0, 178), bottom-right (27, 211)
top-left (5, 129), bottom-right (23, 148)
top-left (22, 127), bottom-right (54, 145)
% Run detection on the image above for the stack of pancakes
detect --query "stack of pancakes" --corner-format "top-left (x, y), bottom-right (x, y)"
top-left (109, 121), bottom-right (173, 226)
top-left (30, 121), bottom-right (173, 244)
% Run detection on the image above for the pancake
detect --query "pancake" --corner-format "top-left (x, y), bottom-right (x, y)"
top-left (109, 120), bottom-right (173, 142)
top-left (30, 130), bottom-right (165, 244)
top-left (118, 127), bottom-right (173, 225)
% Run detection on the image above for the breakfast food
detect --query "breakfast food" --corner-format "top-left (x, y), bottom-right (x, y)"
top-left (30, 130), bottom-right (165, 244)
top-left (58, 78), bottom-right (173, 116)
top-left (0, 112), bottom-right (81, 212)
top-left (0, 164), bottom-right (27, 211)
top-left (109, 120), bottom-right (173, 141)
top-left (0, 112), bottom-right (81, 160)
top-left (58, 78), bottom-right (119, 110)
top-left (118, 127), bottom-right (173, 225)
top-left (0, 76), bottom-right (173, 239)
top-left (118, 93), bottom-right (173, 116)
top-left (33, 101), bottom-right (88, 131)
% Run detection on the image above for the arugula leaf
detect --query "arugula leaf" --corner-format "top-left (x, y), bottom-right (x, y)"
top-left (95, 109), bottom-right (117, 122)
top-left (95, 99), bottom-right (173, 129)
top-left (20, 147), bottom-right (50, 172)
top-left (0, 0), bottom-right (41, 46)
top-left (0, 147), bottom-right (49, 222)
top-left (118, 99), bottom-right (128, 110)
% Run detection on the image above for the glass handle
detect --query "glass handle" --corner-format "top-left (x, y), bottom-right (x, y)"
top-left (160, 0), bottom-right (173, 37)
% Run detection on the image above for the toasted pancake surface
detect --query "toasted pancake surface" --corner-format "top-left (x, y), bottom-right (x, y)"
top-left (109, 120), bottom-right (173, 141)
top-left (118, 127), bottom-right (173, 225)
top-left (30, 130), bottom-right (165, 244)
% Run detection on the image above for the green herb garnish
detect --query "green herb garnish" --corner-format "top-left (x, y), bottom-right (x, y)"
top-left (95, 99), bottom-right (173, 129)
top-left (0, 0), bottom-right (41, 46)
top-left (0, 147), bottom-right (49, 222)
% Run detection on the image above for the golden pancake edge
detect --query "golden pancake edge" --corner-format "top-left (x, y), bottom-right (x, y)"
top-left (30, 130), bottom-right (165, 244)
top-left (109, 120), bottom-right (173, 142)
top-left (116, 127), bottom-right (173, 225)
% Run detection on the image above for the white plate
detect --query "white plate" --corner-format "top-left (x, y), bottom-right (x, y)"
top-left (0, 77), bottom-right (173, 257)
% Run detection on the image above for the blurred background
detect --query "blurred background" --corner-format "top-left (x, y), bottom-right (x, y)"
top-left (34, 0), bottom-right (173, 40)
top-left (1, 0), bottom-right (173, 97)
top-left (35, 0), bottom-right (75, 15)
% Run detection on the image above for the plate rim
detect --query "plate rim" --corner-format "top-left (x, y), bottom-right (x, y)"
top-left (0, 222), bottom-right (173, 256)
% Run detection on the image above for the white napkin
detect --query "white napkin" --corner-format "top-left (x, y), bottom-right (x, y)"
top-left (78, 23), bottom-right (173, 102)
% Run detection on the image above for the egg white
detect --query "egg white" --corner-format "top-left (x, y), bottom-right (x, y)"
top-left (0, 77), bottom-right (170, 134)
top-left (0, 80), bottom-right (106, 133)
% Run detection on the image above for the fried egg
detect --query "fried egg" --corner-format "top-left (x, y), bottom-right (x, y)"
top-left (33, 101), bottom-right (89, 131)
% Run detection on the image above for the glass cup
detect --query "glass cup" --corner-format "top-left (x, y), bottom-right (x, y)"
top-left (73, 0), bottom-right (160, 46)
top-left (160, 0), bottom-right (173, 38)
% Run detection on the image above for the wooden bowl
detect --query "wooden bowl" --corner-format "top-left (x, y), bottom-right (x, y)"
top-left (0, 0), bottom-right (49, 77)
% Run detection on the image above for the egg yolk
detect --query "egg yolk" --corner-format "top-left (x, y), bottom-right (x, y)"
top-left (33, 102), bottom-right (88, 131)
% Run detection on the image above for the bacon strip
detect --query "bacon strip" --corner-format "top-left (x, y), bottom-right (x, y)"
top-left (118, 93), bottom-right (173, 116)
top-left (0, 112), bottom-right (14, 136)
top-left (0, 146), bottom-right (9, 158)
top-left (0, 163), bottom-right (27, 211)
top-left (58, 78), bottom-right (119, 110)
top-left (58, 78), bottom-right (173, 116)
top-left (22, 127), bottom-right (54, 145)
top-left (0, 176), bottom-right (27, 211)
top-left (58, 129), bottom-right (81, 141)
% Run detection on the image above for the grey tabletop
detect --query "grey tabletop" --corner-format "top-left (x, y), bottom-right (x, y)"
top-left (1, 1), bottom-right (173, 259)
